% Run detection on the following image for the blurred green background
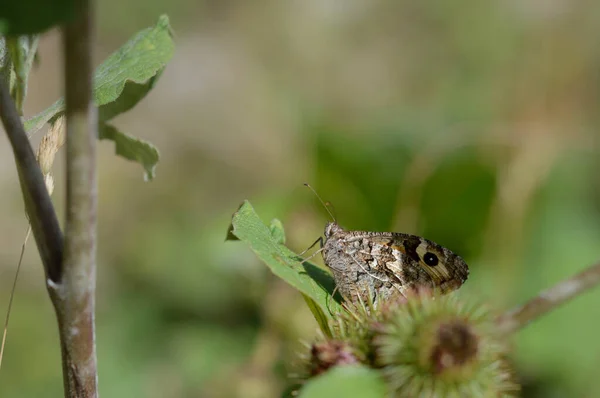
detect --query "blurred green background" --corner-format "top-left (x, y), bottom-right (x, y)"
top-left (1, 1), bottom-right (600, 397)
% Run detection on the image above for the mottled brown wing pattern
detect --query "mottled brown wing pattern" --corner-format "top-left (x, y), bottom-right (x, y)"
top-left (367, 233), bottom-right (469, 292)
top-left (321, 222), bottom-right (469, 306)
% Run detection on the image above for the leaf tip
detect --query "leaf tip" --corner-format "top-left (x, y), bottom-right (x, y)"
top-left (157, 14), bottom-right (170, 27)
top-left (143, 165), bottom-right (157, 181)
top-left (156, 14), bottom-right (175, 37)
top-left (225, 223), bottom-right (238, 241)
top-left (225, 200), bottom-right (250, 241)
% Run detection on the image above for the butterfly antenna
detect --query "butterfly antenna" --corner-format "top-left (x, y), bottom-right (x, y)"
top-left (304, 183), bottom-right (336, 222)
top-left (324, 201), bottom-right (337, 221)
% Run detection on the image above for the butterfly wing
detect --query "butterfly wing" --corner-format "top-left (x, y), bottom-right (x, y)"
top-left (366, 233), bottom-right (469, 293)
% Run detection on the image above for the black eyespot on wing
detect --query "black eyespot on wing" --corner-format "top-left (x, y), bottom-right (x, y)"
top-left (423, 252), bottom-right (439, 266)
top-left (402, 238), bottom-right (422, 263)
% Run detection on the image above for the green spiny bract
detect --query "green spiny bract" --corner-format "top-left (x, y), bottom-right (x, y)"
top-left (300, 290), bottom-right (519, 397)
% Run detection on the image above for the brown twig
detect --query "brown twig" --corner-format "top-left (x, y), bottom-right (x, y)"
top-left (1, 112), bottom-right (64, 372)
top-left (47, 0), bottom-right (99, 396)
top-left (497, 261), bottom-right (600, 334)
top-left (0, 77), bottom-right (64, 282)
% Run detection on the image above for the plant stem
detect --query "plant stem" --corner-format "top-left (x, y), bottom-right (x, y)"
top-left (48, 0), bottom-right (99, 396)
top-left (0, 81), bottom-right (64, 282)
top-left (497, 261), bottom-right (600, 334)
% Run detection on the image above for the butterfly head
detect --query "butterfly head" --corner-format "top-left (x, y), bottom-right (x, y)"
top-left (324, 221), bottom-right (343, 238)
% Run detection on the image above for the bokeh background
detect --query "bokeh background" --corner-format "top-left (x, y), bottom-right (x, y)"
top-left (1, 1), bottom-right (600, 396)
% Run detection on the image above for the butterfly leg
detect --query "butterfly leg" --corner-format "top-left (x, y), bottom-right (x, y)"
top-left (299, 247), bottom-right (325, 263)
top-left (299, 236), bottom-right (323, 256)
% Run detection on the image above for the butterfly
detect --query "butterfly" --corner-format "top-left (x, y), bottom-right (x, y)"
top-left (304, 184), bottom-right (469, 306)
top-left (321, 221), bottom-right (469, 306)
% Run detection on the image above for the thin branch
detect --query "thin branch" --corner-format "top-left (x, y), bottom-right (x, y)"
top-left (0, 79), bottom-right (64, 282)
top-left (0, 227), bottom-right (31, 369)
top-left (497, 261), bottom-right (600, 334)
top-left (48, 0), bottom-right (99, 396)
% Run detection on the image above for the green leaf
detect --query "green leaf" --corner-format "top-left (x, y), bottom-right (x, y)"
top-left (93, 15), bottom-right (173, 120)
top-left (7, 35), bottom-right (39, 114)
top-left (99, 122), bottom-right (159, 181)
top-left (0, 0), bottom-right (78, 35)
top-left (24, 14), bottom-right (174, 133)
top-left (298, 366), bottom-right (387, 398)
top-left (0, 38), bottom-right (12, 89)
top-left (225, 221), bottom-right (239, 241)
top-left (97, 69), bottom-right (164, 122)
top-left (302, 294), bottom-right (333, 338)
top-left (229, 201), bottom-right (343, 316)
top-left (24, 98), bottom-right (64, 134)
top-left (22, 15), bottom-right (173, 180)
top-left (269, 218), bottom-right (286, 245)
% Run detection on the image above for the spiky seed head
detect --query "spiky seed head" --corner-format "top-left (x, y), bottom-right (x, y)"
top-left (307, 340), bottom-right (360, 376)
top-left (428, 320), bottom-right (479, 374)
top-left (374, 293), bottom-right (518, 397)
